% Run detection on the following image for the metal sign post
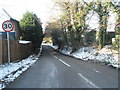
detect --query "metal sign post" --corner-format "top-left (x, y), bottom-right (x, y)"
top-left (2, 20), bottom-right (14, 65)
top-left (7, 32), bottom-right (10, 65)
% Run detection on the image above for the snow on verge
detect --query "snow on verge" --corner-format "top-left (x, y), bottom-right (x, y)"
top-left (0, 47), bottom-right (42, 89)
top-left (50, 45), bottom-right (119, 69)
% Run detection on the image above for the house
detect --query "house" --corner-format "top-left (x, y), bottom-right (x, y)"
top-left (10, 18), bottom-right (21, 40)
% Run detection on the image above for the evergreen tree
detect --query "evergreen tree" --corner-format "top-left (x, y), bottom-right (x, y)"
top-left (20, 11), bottom-right (43, 50)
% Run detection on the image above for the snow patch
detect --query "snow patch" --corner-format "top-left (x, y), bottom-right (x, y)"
top-left (0, 46), bottom-right (42, 89)
top-left (42, 43), bottom-right (52, 46)
top-left (50, 45), bottom-right (59, 50)
top-left (50, 45), bottom-right (119, 69)
top-left (60, 46), bottom-right (73, 55)
top-left (19, 40), bottom-right (31, 44)
top-left (72, 47), bottom-right (96, 61)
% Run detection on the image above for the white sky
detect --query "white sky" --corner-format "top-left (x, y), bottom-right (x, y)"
top-left (0, 0), bottom-right (57, 22)
top-left (86, 11), bottom-right (117, 31)
top-left (0, 0), bottom-right (117, 32)
top-left (0, 0), bottom-right (60, 31)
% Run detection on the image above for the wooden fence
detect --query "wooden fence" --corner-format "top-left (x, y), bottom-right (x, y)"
top-left (0, 39), bottom-right (32, 64)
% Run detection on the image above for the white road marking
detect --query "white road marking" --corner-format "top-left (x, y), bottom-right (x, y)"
top-left (93, 69), bottom-right (101, 73)
top-left (78, 73), bottom-right (99, 88)
top-left (95, 71), bottom-right (100, 73)
top-left (54, 56), bottom-right (58, 59)
top-left (59, 59), bottom-right (70, 67)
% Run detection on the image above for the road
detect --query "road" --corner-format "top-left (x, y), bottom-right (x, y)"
top-left (6, 45), bottom-right (118, 88)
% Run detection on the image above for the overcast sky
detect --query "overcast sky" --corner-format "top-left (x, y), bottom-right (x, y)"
top-left (0, 0), bottom-right (61, 31)
top-left (0, 0), bottom-right (117, 32)
top-left (0, 0), bottom-right (58, 21)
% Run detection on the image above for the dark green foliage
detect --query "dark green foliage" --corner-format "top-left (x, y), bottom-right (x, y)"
top-left (20, 11), bottom-right (43, 50)
top-left (84, 30), bottom-right (96, 46)
top-left (51, 29), bottom-right (65, 49)
top-left (115, 25), bottom-right (120, 35)
top-left (106, 32), bottom-right (115, 44)
top-left (53, 1), bottom-right (91, 51)
top-left (51, 30), bottom-right (61, 45)
top-left (48, 1), bottom-right (119, 50)
top-left (113, 35), bottom-right (119, 50)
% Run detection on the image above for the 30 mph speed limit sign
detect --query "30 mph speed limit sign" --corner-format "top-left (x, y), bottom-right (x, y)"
top-left (2, 20), bottom-right (15, 32)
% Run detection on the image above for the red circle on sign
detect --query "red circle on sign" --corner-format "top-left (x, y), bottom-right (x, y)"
top-left (115, 23), bottom-right (120, 30)
top-left (2, 20), bottom-right (15, 32)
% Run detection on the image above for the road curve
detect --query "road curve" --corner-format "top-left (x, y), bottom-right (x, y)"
top-left (5, 45), bottom-right (118, 88)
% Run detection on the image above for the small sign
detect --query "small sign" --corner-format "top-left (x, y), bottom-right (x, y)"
top-left (115, 23), bottom-right (120, 35)
top-left (2, 20), bottom-right (14, 32)
top-left (2, 20), bottom-right (15, 65)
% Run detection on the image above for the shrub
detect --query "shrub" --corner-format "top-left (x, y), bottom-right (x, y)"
top-left (112, 35), bottom-right (119, 50)
top-left (20, 12), bottom-right (43, 50)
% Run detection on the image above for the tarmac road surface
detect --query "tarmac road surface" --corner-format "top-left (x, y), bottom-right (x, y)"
top-left (6, 45), bottom-right (118, 88)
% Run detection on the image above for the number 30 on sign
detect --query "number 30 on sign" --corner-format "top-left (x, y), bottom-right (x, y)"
top-left (2, 20), bottom-right (15, 32)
